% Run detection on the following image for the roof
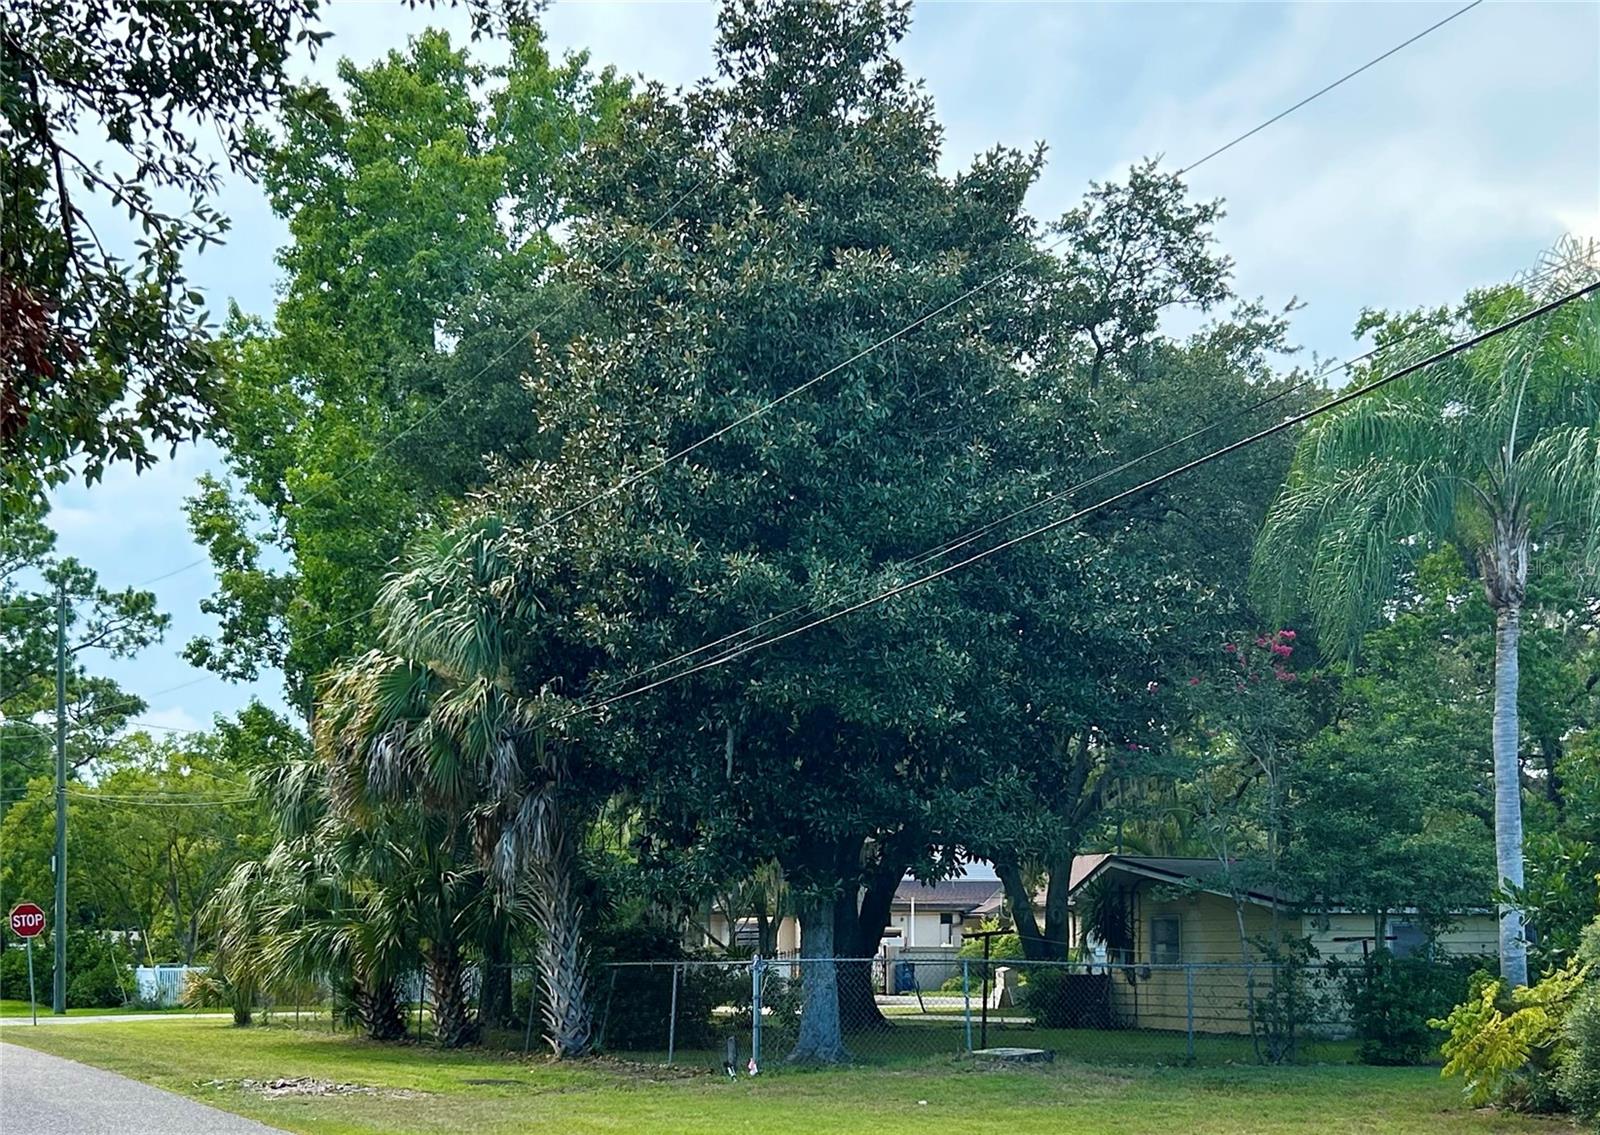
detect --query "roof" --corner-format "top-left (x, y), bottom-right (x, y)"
top-left (1067, 855), bottom-right (1284, 906)
top-left (892, 877), bottom-right (1004, 913)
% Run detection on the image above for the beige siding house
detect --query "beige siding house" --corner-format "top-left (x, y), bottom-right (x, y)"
top-left (1061, 854), bottom-right (1497, 1035)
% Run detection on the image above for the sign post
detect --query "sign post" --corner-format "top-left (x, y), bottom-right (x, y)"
top-left (9, 902), bottom-right (47, 1025)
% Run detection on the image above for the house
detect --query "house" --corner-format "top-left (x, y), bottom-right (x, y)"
top-left (700, 873), bottom-right (1003, 974)
top-left (1054, 854), bottom-right (1497, 1035)
top-left (1062, 854), bottom-right (1497, 963)
top-left (884, 877), bottom-right (1002, 950)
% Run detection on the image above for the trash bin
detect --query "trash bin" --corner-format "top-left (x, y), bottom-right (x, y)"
top-left (894, 959), bottom-right (915, 994)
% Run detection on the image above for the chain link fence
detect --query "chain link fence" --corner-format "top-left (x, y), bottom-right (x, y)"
top-left (586, 955), bottom-right (1469, 1070)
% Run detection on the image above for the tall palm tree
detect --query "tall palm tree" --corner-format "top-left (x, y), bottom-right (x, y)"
top-left (1254, 249), bottom-right (1600, 987)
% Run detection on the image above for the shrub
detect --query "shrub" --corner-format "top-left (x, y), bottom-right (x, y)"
top-left (1558, 984), bottom-right (1600, 1122)
top-left (1339, 951), bottom-right (1482, 1065)
top-left (599, 963), bottom-right (740, 1052)
top-left (1433, 960), bottom-right (1589, 1110)
top-left (0, 931), bottom-right (131, 1008)
top-left (589, 912), bottom-right (744, 1053)
top-left (1020, 966), bottom-right (1113, 1029)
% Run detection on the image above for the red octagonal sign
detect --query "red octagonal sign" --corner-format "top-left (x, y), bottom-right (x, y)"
top-left (8, 902), bottom-right (46, 939)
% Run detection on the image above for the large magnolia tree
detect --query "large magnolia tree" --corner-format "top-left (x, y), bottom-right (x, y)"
top-left (1255, 247), bottom-right (1600, 986)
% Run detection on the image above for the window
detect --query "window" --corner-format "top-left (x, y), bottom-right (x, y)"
top-left (1150, 915), bottom-right (1181, 964)
top-left (1391, 922), bottom-right (1425, 959)
top-left (940, 912), bottom-right (955, 945)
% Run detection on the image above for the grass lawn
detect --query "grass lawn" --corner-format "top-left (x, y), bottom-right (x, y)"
top-left (0, 1019), bottom-right (1574, 1134)
top-left (0, 998), bottom-right (211, 1018)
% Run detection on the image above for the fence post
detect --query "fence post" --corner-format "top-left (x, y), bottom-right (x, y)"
top-left (523, 965), bottom-right (539, 1056)
top-left (750, 955), bottom-right (764, 1069)
top-left (961, 958), bottom-right (972, 1055)
top-left (667, 963), bottom-right (680, 1066)
top-left (1185, 964), bottom-right (1195, 1063)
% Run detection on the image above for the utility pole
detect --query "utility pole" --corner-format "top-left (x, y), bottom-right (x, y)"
top-left (53, 577), bottom-right (67, 1014)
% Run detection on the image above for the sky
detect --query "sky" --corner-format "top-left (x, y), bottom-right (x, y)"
top-left (36, 0), bottom-right (1600, 736)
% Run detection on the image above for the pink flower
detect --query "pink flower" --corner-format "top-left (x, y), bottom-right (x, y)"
top-left (1274, 668), bottom-right (1296, 682)
top-left (1223, 642), bottom-right (1238, 653)
top-left (1188, 676), bottom-right (1201, 686)
top-left (1279, 629), bottom-right (1296, 640)
top-left (1271, 643), bottom-right (1292, 657)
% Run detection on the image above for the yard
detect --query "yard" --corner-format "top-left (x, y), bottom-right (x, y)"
top-left (0, 1020), bottom-right (1574, 1134)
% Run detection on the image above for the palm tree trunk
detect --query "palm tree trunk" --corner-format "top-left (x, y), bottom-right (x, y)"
top-left (357, 975), bottom-right (408, 1041)
top-left (1492, 602), bottom-right (1529, 987)
top-left (527, 796), bottom-right (593, 1058)
top-left (427, 946), bottom-right (478, 1049)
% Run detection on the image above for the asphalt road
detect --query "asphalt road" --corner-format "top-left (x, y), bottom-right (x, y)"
top-left (0, 1042), bottom-right (286, 1134)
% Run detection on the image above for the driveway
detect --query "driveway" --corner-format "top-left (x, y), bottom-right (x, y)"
top-left (0, 1042), bottom-right (286, 1134)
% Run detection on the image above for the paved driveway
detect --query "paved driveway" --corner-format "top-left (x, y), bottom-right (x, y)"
top-left (0, 1042), bottom-right (285, 1134)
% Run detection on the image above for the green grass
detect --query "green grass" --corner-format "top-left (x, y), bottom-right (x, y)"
top-left (0, 1019), bottom-right (1574, 1134)
top-left (0, 998), bottom-right (216, 1018)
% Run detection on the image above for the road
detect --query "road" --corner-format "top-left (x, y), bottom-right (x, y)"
top-left (0, 1042), bottom-right (286, 1134)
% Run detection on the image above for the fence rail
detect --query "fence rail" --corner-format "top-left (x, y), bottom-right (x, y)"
top-left (589, 955), bottom-right (1466, 1071)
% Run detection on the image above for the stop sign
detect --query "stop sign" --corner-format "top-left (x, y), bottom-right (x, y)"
top-left (8, 902), bottom-right (46, 939)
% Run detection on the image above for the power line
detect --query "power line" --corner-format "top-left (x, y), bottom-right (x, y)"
top-left (589, 255), bottom-right (1578, 697)
top-left (574, 278), bottom-right (1600, 718)
top-left (83, 1), bottom-right (1491, 719)
top-left (66, 790), bottom-right (256, 808)
top-left (115, 0), bottom-right (1480, 595)
top-left (1177, 1), bottom-right (1483, 175)
top-left (224, 0), bottom-right (1497, 705)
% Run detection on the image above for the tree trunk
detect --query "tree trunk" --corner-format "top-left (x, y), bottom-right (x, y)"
top-left (427, 946), bottom-right (478, 1049)
top-left (996, 860), bottom-right (1048, 960)
top-left (834, 865), bottom-right (898, 1030)
top-left (789, 898), bottom-right (848, 1064)
top-left (356, 975), bottom-right (408, 1041)
top-left (529, 797), bottom-right (593, 1058)
top-left (997, 851), bottom-right (1075, 961)
top-left (1492, 602), bottom-right (1529, 987)
top-left (1039, 851), bottom-right (1075, 958)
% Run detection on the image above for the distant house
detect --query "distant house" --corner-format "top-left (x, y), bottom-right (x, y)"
top-left (884, 877), bottom-right (1003, 950)
top-left (701, 874), bottom-right (1003, 968)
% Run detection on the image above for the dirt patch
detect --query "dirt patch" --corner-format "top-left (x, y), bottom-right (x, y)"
top-left (203, 1076), bottom-right (430, 1100)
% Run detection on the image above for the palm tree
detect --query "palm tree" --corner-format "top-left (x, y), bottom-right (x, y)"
top-left (1254, 247), bottom-right (1600, 987)
top-left (317, 517), bottom-right (600, 1056)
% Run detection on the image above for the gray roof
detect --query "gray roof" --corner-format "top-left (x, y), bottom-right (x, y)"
top-left (892, 877), bottom-right (1004, 913)
top-left (1069, 855), bottom-right (1284, 905)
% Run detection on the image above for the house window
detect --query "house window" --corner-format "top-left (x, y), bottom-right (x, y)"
top-left (1391, 922), bottom-right (1425, 959)
top-left (1150, 915), bottom-right (1181, 964)
top-left (940, 912), bottom-right (955, 945)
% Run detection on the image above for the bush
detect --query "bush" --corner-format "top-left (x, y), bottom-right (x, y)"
top-left (0, 931), bottom-right (131, 1008)
top-left (1020, 966), bottom-right (1113, 1029)
top-left (589, 913), bottom-right (744, 1053)
top-left (1339, 951), bottom-right (1483, 1065)
top-left (599, 963), bottom-right (741, 1052)
top-left (1433, 960), bottom-right (1589, 1110)
top-left (1558, 984), bottom-right (1600, 1121)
